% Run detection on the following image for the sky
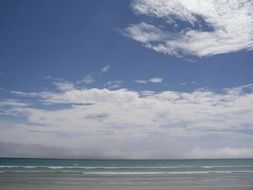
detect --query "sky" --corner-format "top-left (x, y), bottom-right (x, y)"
top-left (0, 0), bottom-right (253, 159)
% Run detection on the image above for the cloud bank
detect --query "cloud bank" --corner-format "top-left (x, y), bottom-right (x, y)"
top-left (1, 82), bottom-right (253, 159)
top-left (123, 0), bottom-right (253, 57)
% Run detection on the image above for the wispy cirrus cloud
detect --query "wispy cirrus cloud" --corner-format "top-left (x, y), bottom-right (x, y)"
top-left (53, 81), bottom-right (75, 91)
top-left (77, 74), bottom-right (96, 85)
top-left (135, 77), bottom-right (163, 84)
top-left (101, 65), bottom-right (111, 73)
top-left (122, 0), bottom-right (253, 57)
top-left (46, 65), bottom-right (112, 88)
top-left (105, 80), bottom-right (123, 89)
top-left (77, 65), bottom-right (112, 85)
top-left (0, 82), bottom-right (253, 158)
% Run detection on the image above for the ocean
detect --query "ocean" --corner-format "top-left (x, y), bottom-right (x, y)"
top-left (0, 158), bottom-right (253, 188)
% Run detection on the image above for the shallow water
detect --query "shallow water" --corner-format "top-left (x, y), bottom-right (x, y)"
top-left (0, 158), bottom-right (253, 186)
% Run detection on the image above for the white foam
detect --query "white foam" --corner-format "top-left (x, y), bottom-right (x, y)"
top-left (48, 166), bottom-right (65, 169)
top-left (0, 165), bottom-right (200, 169)
top-left (0, 166), bottom-right (36, 168)
top-left (82, 170), bottom-right (253, 175)
top-left (201, 165), bottom-right (253, 169)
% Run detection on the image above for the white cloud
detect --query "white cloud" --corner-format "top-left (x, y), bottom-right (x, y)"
top-left (1, 83), bottom-right (253, 158)
top-left (180, 81), bottom-right (197, 86)
top-left (190, 147), bottom-right (253, 159)
top-left (77, 74), bottom-right (96, 84)
top-left (75, 65), bottom-right (111, 86)
top-left (135, 80), bottom-right (148, 84)
top-left (123, 0), bottom-right (253, 57)
top-left (135, 77), bottom-right (163, 84)
top-left (105, 80), bottom-right (123, 89)
top-left (53, 81), bottom-right (75, 91)
top-left (149, 77), bottom-right (163, 83)
top-left (101, 65), bottom-right (111, 72)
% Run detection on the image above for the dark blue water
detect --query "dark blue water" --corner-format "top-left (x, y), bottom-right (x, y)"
top-left (0, 158), bottom-right (253, 186)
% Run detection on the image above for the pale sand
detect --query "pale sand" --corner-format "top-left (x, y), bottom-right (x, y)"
top-left (1, 184), bottom-right (253, 190)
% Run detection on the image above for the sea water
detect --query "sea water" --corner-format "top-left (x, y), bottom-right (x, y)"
top-left (0, 158), bottom-right (253, 186)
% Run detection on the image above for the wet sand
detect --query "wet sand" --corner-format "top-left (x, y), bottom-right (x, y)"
top-left (1, 184), bottom-right (253, 190)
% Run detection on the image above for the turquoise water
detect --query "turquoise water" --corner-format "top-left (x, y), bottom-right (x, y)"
top-left (0, 158), bottom-right (253, 186)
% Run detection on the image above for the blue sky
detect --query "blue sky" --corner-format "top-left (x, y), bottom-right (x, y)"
top-left (0, 0), bottom-right (253, 159)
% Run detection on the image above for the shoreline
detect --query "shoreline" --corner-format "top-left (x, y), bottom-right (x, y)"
top-left (1, 183), bottom-right (253, 190)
